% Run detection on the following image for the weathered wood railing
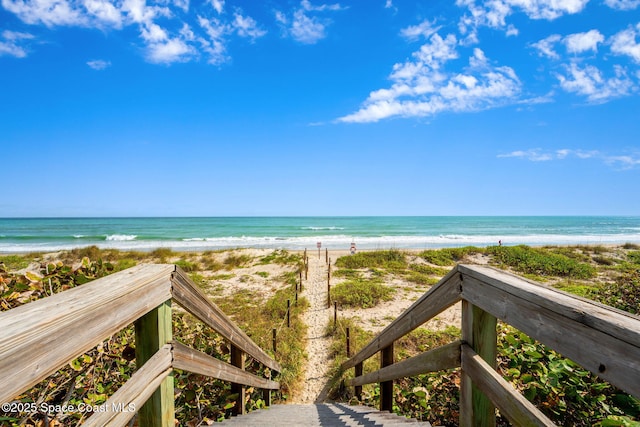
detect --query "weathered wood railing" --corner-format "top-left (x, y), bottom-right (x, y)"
top-left (341, 264), bottom-right (640, 426)
top-left (0, 264), bottom-right (281, 426)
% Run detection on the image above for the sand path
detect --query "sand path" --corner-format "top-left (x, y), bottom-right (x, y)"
top-left (293, 251), bottom-right (333, 404)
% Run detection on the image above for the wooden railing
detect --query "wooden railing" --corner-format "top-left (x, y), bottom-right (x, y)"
top-left (340, 264), bottom-right (640, 427)
top-left (0, 264), bottom-right (281, 426)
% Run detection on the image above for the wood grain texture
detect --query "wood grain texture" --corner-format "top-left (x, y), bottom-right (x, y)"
top-left (172, 340), bottom-right (280, 390)
top-left (347, 340), bottom-right (461, 387)
top-left (459, 265), bottom-right (640, 399)
top-left (0, 264), bottom-right (173, 404)
top-left (83, 344), bottom-right (172, 427)
top-left (462, 345), bottom-right (557, 427)
top-left (171, 267), bottom-right (281, 373)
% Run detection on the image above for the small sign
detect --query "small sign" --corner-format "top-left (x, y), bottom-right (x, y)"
top-left (317, 242), bottom-right (321, 249)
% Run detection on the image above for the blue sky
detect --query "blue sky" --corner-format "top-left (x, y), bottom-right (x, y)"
top-left (1, 0), bottom-right (639, 217)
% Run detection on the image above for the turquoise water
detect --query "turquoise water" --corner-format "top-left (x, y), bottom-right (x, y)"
top-left (1, 216), bottom-right (639, 253)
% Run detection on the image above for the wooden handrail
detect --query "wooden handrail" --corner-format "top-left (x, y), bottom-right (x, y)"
top-left (341, 264), bottom-right (640, 427)
top-left (341, 267), bottom-right (462, 370)
top-left (0, 264), bottom-right (281, 427)
top-left (172, 267), bottom-right (281, 372)
top-left (0, 264), bottom-right (174, 404)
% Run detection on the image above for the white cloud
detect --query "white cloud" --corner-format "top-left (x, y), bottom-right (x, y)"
top-left (400, 19), bottom-right (439, 41)
top-left (456, 0), bottom-right (589, 38)
top-left (384, 0), bottom-right (393, 8)
top-left (338, 32), bottom-right (521, 123)
top-left (556, 63), bottom-right (635, 103)
top-left (290, 9), bottom-right (325, 44)
top-left (610, 24), bottom-right (640, 63)
top-left (497, 149), bottom-right (554, 161)
top-left (499, 149), bottom-right (640, 169)
top-left (2, 0), bottom-right (88, 27)
top-left (0, 30), bottom-right (34, 57)
top-left (210, 0), bottom-right (223, 14)
top-left (198, 15), bottom-right (229, 64)
top-left (604, 0), bottom-right (640, 10)
top-left (83, 0), bottom-right (123, 27)
top-left (232, 13), bottom-right (266, 40)
top-left (146, 36), bottom-right (194, 63)
top-left (564, 29), bottom-right (604, 54)
top-left (531, 34), bottom-right (562, 59)
top-left (87, 59), bottom-right (111, 69)
top-left (276, 0), bottom-right (345, 44)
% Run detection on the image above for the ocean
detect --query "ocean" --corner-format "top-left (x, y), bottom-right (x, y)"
top-left (1, 216), bottom-right (639, 253)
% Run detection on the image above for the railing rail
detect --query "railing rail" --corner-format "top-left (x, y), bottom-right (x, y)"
top-left (0, 264), bottom-right (281, 426)
top-left (340, 264), bottom-right (640, 427)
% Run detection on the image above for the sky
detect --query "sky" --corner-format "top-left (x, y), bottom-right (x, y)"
top-left (1, 0), bottom-right (640, 217)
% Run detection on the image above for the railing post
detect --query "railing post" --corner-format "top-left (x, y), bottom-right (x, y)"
top-left (380, 343), bottom-right (394, 412)
top-left (134, 300), bottom-right (174, 427)
top-left (231, 345), bottom-right (246, 416)
top-left (262, 370), bottom-right (272, 407)
top-left (355, 362), bottom-right (363, 401)
top-left (461, 300), bottom-right (497, 427)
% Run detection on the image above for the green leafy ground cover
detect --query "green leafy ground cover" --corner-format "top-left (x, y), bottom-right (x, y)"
top-left (0, 247), bottom-right (306, 426)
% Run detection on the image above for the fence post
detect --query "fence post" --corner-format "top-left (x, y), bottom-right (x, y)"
top-left (355, 362), bottom-right (363, 401)
top-left (460, 301), bottom-right (497, 427)
top-left (272, 328), bottom-right (277, 353)
top-left (334, 301), bottom-right (337, 330)
top-left (380, 343), bottom-right (394, 412)
top-left (262, 370), bottom-right (272, 407)
top-left (346, 327), bottom-right (351, 357)
top-left (231, 345), bottom-right (246, 416)
top-left (134, 300), bottom-right (174, 427)
top-left (327, 271), bottom-right (331, 309)
top-left (287, 300), bottom-right (291, 328)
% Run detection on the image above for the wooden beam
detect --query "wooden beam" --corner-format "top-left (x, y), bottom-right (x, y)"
top-left (171, 267), bottom-right (281, 373)
top-left (460, 302), bottom-right (497, 427)
top-left (135, 300), bottom-right (174, 427)
top-left (461, 345), bottom-right (557, 427)
top-left (341, 266), bottom-right (462, 370)
top-left (83, 344), bottom-right (172, 427)
top-left (347, 340), bottom-right (461, 387)
top-left (0, 264), bottom-right (173, 404)
top-left (230, 345), bottom-right (246, 416)
top-left (380, 343), bottom-right (394, 412)
top-left (459, 266), bottom-right (640, 399)
top-left (172, 340), bottom-right (280, 390)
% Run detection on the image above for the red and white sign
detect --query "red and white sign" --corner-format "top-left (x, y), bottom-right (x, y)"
top-left (317, 242), bottom-right (321, 249)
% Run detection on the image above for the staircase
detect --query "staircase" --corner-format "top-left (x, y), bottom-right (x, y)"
top-left (217, 403), bottom-right (432, 426)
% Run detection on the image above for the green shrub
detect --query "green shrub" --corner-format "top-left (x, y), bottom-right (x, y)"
top-left (498, 326), bottom-right (639, 426)
top-left (418, 247), bottom-right (482, 266)
top-left (335, 250), bottom-right (407, 270)
top-left (487, 245), bottom-right (596, 279)
top-left (176, 259), bottom-right (199, 272)
top-left (331, 278), bottom-right (395, 308)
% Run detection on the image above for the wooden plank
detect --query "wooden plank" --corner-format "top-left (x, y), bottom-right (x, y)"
top-left (172, 340), bottom-right (280, 390)
top-left (380, 343), bottom-right (394, 412)
top-left (460, 272), bottom-right (640, 399)
top-left (347, 340), bottom-right (461, 387)
top-left (135, 300), bottom-right (174, 427)
top-left (230, 345), bottom-right (246, 416)
top-left (464, 303), bottom-right (497, 427)
top-left (461, 345), bottom-right (557, 427)
top-left (459, 265), bottom-right (640, 348)
top-left (171, 268), bottom-right (281, 373)
top-left (83, 344), bottom-right (172, 427)
top-left (0, 265), bottom-right (173, 404)
top-left (460, 301), bottom-right (473, 427)
top-left (341, 266), bottom-right (462, 370)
